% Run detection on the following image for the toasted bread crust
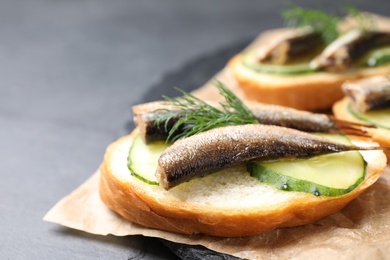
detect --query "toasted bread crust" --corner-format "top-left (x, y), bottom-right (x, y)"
top-left (99, 129), bottom-right (386, 237)
top-left (228, 52), bottom-right (390, 111)
top-left (333, 97), bottom-right (390, 161)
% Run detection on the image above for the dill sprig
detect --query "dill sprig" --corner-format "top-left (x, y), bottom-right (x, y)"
top-left (282, 6), bottom-right (341, 44)
top-left (282, 4), bottom-right (370, 44)
top-left (158, 82), bottom-right (259, 142)
top-left (342, 4), bottom-right (374, 31)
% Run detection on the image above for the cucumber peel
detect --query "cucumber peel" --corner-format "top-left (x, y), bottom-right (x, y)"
top-left (128, 133), bottom-right (367, 196)
top-left (347, 103), bottom-right (390, 130)
top-left (127, 135), bottom-right (170, 185)
top-left (248, 134), bottom-right (366, 196)
top-left (365, 46), bottom-right (390, 67)
top-left (241, 51), bottom-right (318, 75)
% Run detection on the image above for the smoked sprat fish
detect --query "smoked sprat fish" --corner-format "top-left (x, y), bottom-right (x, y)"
top-left (256, 27), bottom-right (323, 64)
top-left (342, 75), bottom-right (390, 112)
top-left (310, 29), bottom-right (390, 72)
top-left (156, 124), bottom-right (387, 190)
top-left (133, 100), bottom-right (370, 144)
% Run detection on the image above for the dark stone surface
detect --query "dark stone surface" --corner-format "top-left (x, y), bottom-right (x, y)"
top-left (1, 0), bottom-right (388, 259)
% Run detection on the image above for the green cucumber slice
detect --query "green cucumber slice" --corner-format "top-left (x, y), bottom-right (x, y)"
top-left (248, 134), bottom-right (366, 196)
top-left (347, 103), bottom-right (390, 130)
top-left (129, 133), bottom-right (366, 196)
top-left (242, 51), bottom-right (318, 75)
top-left (127, 135), bottom-right (170, 185)
top-left (365, 46), bottom-right (390, 67)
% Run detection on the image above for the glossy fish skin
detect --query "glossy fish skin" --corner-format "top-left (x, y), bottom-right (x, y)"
top-left (310, 29), bottom-right (390, 72)
top-left (257, 27), bottom-right (323, 64)
top-left (248, 102), bottom-right (335, 132)
top-left (156, 124), bottom-right (382, 190)
top-left (136, 109), bottom-right (183, 143)
top-left (132, 101), bottom-right (182, 143)
top-left (133, 101), bottom-right (365, 143)
top-left (342, 76), bottom-right (390, 112)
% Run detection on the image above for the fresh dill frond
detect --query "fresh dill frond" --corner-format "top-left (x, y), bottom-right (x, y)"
top-left (342, 4), bottom-right (375, 31)
top-left (282, 6), bottom-right (341, 44)
top-left (282, 3), bottom-right (368, 44)
top-left (157, 82), bottom-right (259, 142)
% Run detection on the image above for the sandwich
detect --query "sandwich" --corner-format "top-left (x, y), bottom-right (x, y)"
top-left (333, 75), bottom-right (390, 161)
top-left (99, 84), bottom-right (387, 237)
top-left (227, 7), bottom-right (390, 111)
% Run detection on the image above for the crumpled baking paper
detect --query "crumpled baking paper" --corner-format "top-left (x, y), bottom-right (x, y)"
top-left (43, 165), bottom-right (390, 259)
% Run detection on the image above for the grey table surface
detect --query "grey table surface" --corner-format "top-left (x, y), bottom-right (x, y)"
top-left (1, 0), bottom-right (389, 259)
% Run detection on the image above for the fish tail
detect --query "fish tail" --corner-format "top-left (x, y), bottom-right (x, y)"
top-left (355, 146), bottom-right (390, 151)
top-left (329, 116), bottom-right (375, 137)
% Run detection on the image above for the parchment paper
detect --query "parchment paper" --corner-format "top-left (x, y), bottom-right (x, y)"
top-left (44, 13), bottom-right (390, 260)
top-left (43, 165), bottom-right (390, 259)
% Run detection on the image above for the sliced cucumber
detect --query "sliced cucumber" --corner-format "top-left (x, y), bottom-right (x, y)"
top-left (127, 135), bottom-right (170, 185)
top-left (365, 46), bottom-right (390, 67)
top-left (347, 103), bottom-right (390, 130)
top-left (242, 51), bottom-right (318, 75)
top-left (247, 134), bottom-right (366, 196)
top-left (129, 133), bottom-right (366, 196)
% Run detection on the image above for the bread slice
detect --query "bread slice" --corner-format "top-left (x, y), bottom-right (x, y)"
top-left (99, 128), bottom-right (387, 237)
top-left (227, 32), bottom-right (390, 111)
top-left (333, 97), bottom-right (390, 161)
